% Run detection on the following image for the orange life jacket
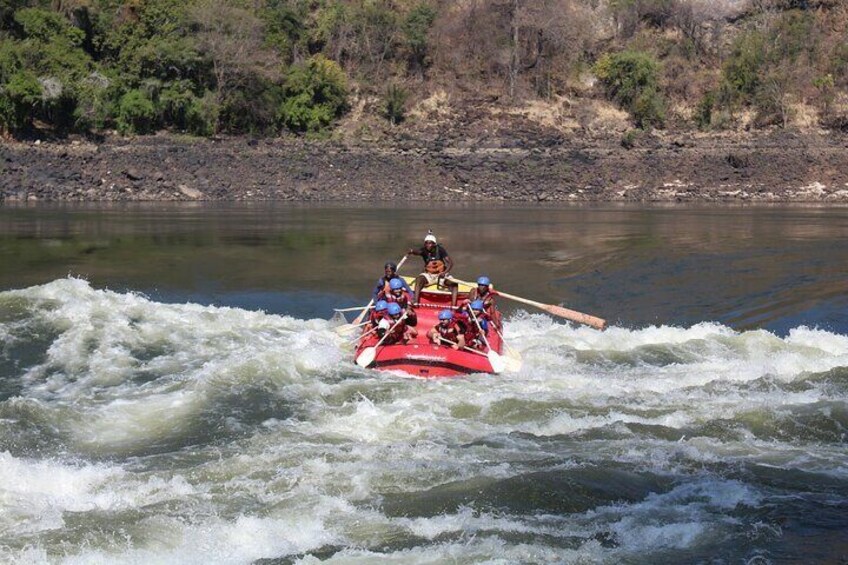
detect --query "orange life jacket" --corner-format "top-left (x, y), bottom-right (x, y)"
top-left (425, 259), bottom-right (445, 274)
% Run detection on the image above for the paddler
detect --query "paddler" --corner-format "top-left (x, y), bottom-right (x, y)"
top-left (467, 275), bottom-right (501, 329)
top-left (372, 261), bottom-right (412, 300)
top-left (407, 231), bottom-right (459, 307)
top-left (378, 302), bottom-right (417, 344)
top-left (459, 299), bottom-right (490, 351)
top-left (368, 299), bottom-right (389, 330)
top-left (385, 278), bottom-right (417, 327)
top-left (428, 309), bottom-right (466, 350)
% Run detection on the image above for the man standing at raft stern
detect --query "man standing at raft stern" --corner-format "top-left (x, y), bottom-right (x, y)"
top-left (407, 231), bottom-right (459, 307)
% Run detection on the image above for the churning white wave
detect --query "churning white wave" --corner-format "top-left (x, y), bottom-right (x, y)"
top-left (1, 278), bottom-right (846, 564)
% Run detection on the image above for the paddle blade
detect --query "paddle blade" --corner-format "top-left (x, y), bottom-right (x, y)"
top-left (487, 350), bottom-right (506, 373)
top-left (334, 324), bottom-right (357, 337)
top-left (355, 347), bottom-right (377, 367)
top-left (503, 350), bottom-right (522, 372)
top-left (335, 318), bottom-right (372, 336)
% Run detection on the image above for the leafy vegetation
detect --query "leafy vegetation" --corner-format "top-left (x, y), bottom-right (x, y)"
top-left (384, 83), bottom-right (408, 124)
top-left (595, 50), bottom-right (665, 128)
top-left (277, 55), bottom-right (347, 133)
top-left (1, 0), bottom-right (848, 137)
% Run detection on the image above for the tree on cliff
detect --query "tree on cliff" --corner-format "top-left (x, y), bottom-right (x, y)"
top-left (190, 0), bottom-right (280, 133)
top-left (277, 54), bottom-right (348, 133)
top-left (2, 0), bottom-right (848, 137)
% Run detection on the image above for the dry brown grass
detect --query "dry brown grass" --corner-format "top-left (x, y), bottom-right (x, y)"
top-left (581, 99), bottom-right (631, 133)
top-left (790, 102), bottom-right (820, 129)
top-left (490, 97), bottom-right (581, 132)
top-left (408, 90), bottom-right (456, 122)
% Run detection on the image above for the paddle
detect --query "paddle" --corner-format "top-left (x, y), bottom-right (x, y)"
top-left (333, 313), bottom-right (370, 336)
top-left (335, 320), bottom-right (371, 338)
top-left (438, 338), bottom-right (504, 374)
top-left (493, 324), bottom-right (522, 372)
top-left (351, 254), bottom-right (409, 326)
top-left (466, 307), bottom-right (506, 373)
top-left (355, 313), bottom-right (407, 368)
top-left (455, 278), bottom-right (607, 330)
top-left (346, 323), bottom-right (379, 344)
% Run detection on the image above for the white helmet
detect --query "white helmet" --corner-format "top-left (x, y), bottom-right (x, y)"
top-left (424, 232), bottom-right (437, 244)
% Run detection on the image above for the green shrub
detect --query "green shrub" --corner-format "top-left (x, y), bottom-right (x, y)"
top-left (694, 90), bottom-right (715, 130)
top-left (135, 37), bottom-right (205, 84)
top-left (220, 79), bottom-right (283, 135)
top-left (0, 71), bottom-right (41, 132)
top-left (13, 8), bottom-right (84, 45)
top-left (116, 89), bottom-right (156, 134)
top-left (158, 80), bottom-right (196, 130)
top-left (595, 50), bottom-right (665, 127)
top-left (261, 2), bottom-right (306, 61)
top-left (752, 72), bottom-right (792, 127)
top-left (0, 39), bottom-right (22, 84)
top-left (403, 3), bottom-right (436, 73)
top-left (813, 73), bottom-right (835, 120)
top-left (829, 43), bottom-right (848, 86)
top-left (73, 73), bottom-right (113, 131)
top-left (620, 128), bottom-right (640, 149)
top-left (384, 83), bottom-right (408, 124)
top-left (769, 10), bottom-right (815, 64)
top-left (310, 3), bottom-right (349, 55)
top-left (721, 31), bottom-right (767, 102)
top-left (632, 89), bottom-right (665, 128)
top-left (278, 55), bottom-right (348, 133)
top-left (186, 91), bottom-right (218, 137)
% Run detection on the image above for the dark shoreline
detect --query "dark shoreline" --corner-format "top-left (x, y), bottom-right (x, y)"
top-left (3, 130), bottom-right (848, 203)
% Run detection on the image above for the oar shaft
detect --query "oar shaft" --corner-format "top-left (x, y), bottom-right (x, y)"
top-left (348, 325), bottom-right (378, 344)
top-left (351, 300), bottom-right (374, 326)
top-left (440, 339), bottom-right (488, 358)
top-left (493, 323), bottom-right (519, 357)
top-left (467, 306), bottom-right (494, 351)
top-left (454, 278), bottom-right (607, 330)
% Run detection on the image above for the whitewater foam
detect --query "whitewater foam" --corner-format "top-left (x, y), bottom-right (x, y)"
top-left (1, 279), bottom-right (847, 564)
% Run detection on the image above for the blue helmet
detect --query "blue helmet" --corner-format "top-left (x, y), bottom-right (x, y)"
top-left (438, 309), bottom-right (453, 321)
top-left (389, 278), bottom-right (404, 290)
top-left (375, 300), bottom-right (389, 312)
top-left (470, 299), bottom-right (485, 311)
top-left (387, 303), bottom-right (403, 316)
top-left (477, 276), bottom-right (491, 286)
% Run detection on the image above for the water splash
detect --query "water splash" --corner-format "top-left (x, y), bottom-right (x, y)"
top-left (1, 279), bottom-right (846, 563)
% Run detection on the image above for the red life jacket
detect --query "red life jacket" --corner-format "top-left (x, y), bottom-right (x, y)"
top-left (436, 318), bottom-right (464, 343)
top-left (475, 287), bottom-right (498, 308)
top-left (387, 291), bottom-right (411, 309)
top-left (369, 310), bottom-right (388, 328)
top-left (383, 317), bottom-right (408, 344)
top-left (461, 311), bottom-right (490, 348)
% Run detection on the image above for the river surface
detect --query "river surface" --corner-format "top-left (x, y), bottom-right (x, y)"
top-left (1, 203), bottom-right (847, 564)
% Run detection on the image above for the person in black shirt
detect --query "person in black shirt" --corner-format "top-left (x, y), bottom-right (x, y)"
top-left (372, 261), bottom-right (412, 300)
top-left (407, 232), bottom-right (459, 307)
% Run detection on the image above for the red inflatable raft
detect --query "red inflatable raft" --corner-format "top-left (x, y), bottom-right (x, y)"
top-left (354, 278), bottom-right (503, 377)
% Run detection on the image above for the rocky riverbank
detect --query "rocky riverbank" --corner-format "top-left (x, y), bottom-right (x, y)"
top-left (3, 129), bottom-right (848, 202)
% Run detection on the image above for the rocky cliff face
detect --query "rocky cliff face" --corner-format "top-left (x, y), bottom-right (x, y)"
top-left (3, 127), bottom-right (848, 202)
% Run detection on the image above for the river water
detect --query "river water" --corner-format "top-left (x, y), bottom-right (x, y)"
top-left (1, 203), bottom-right (847, 564)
